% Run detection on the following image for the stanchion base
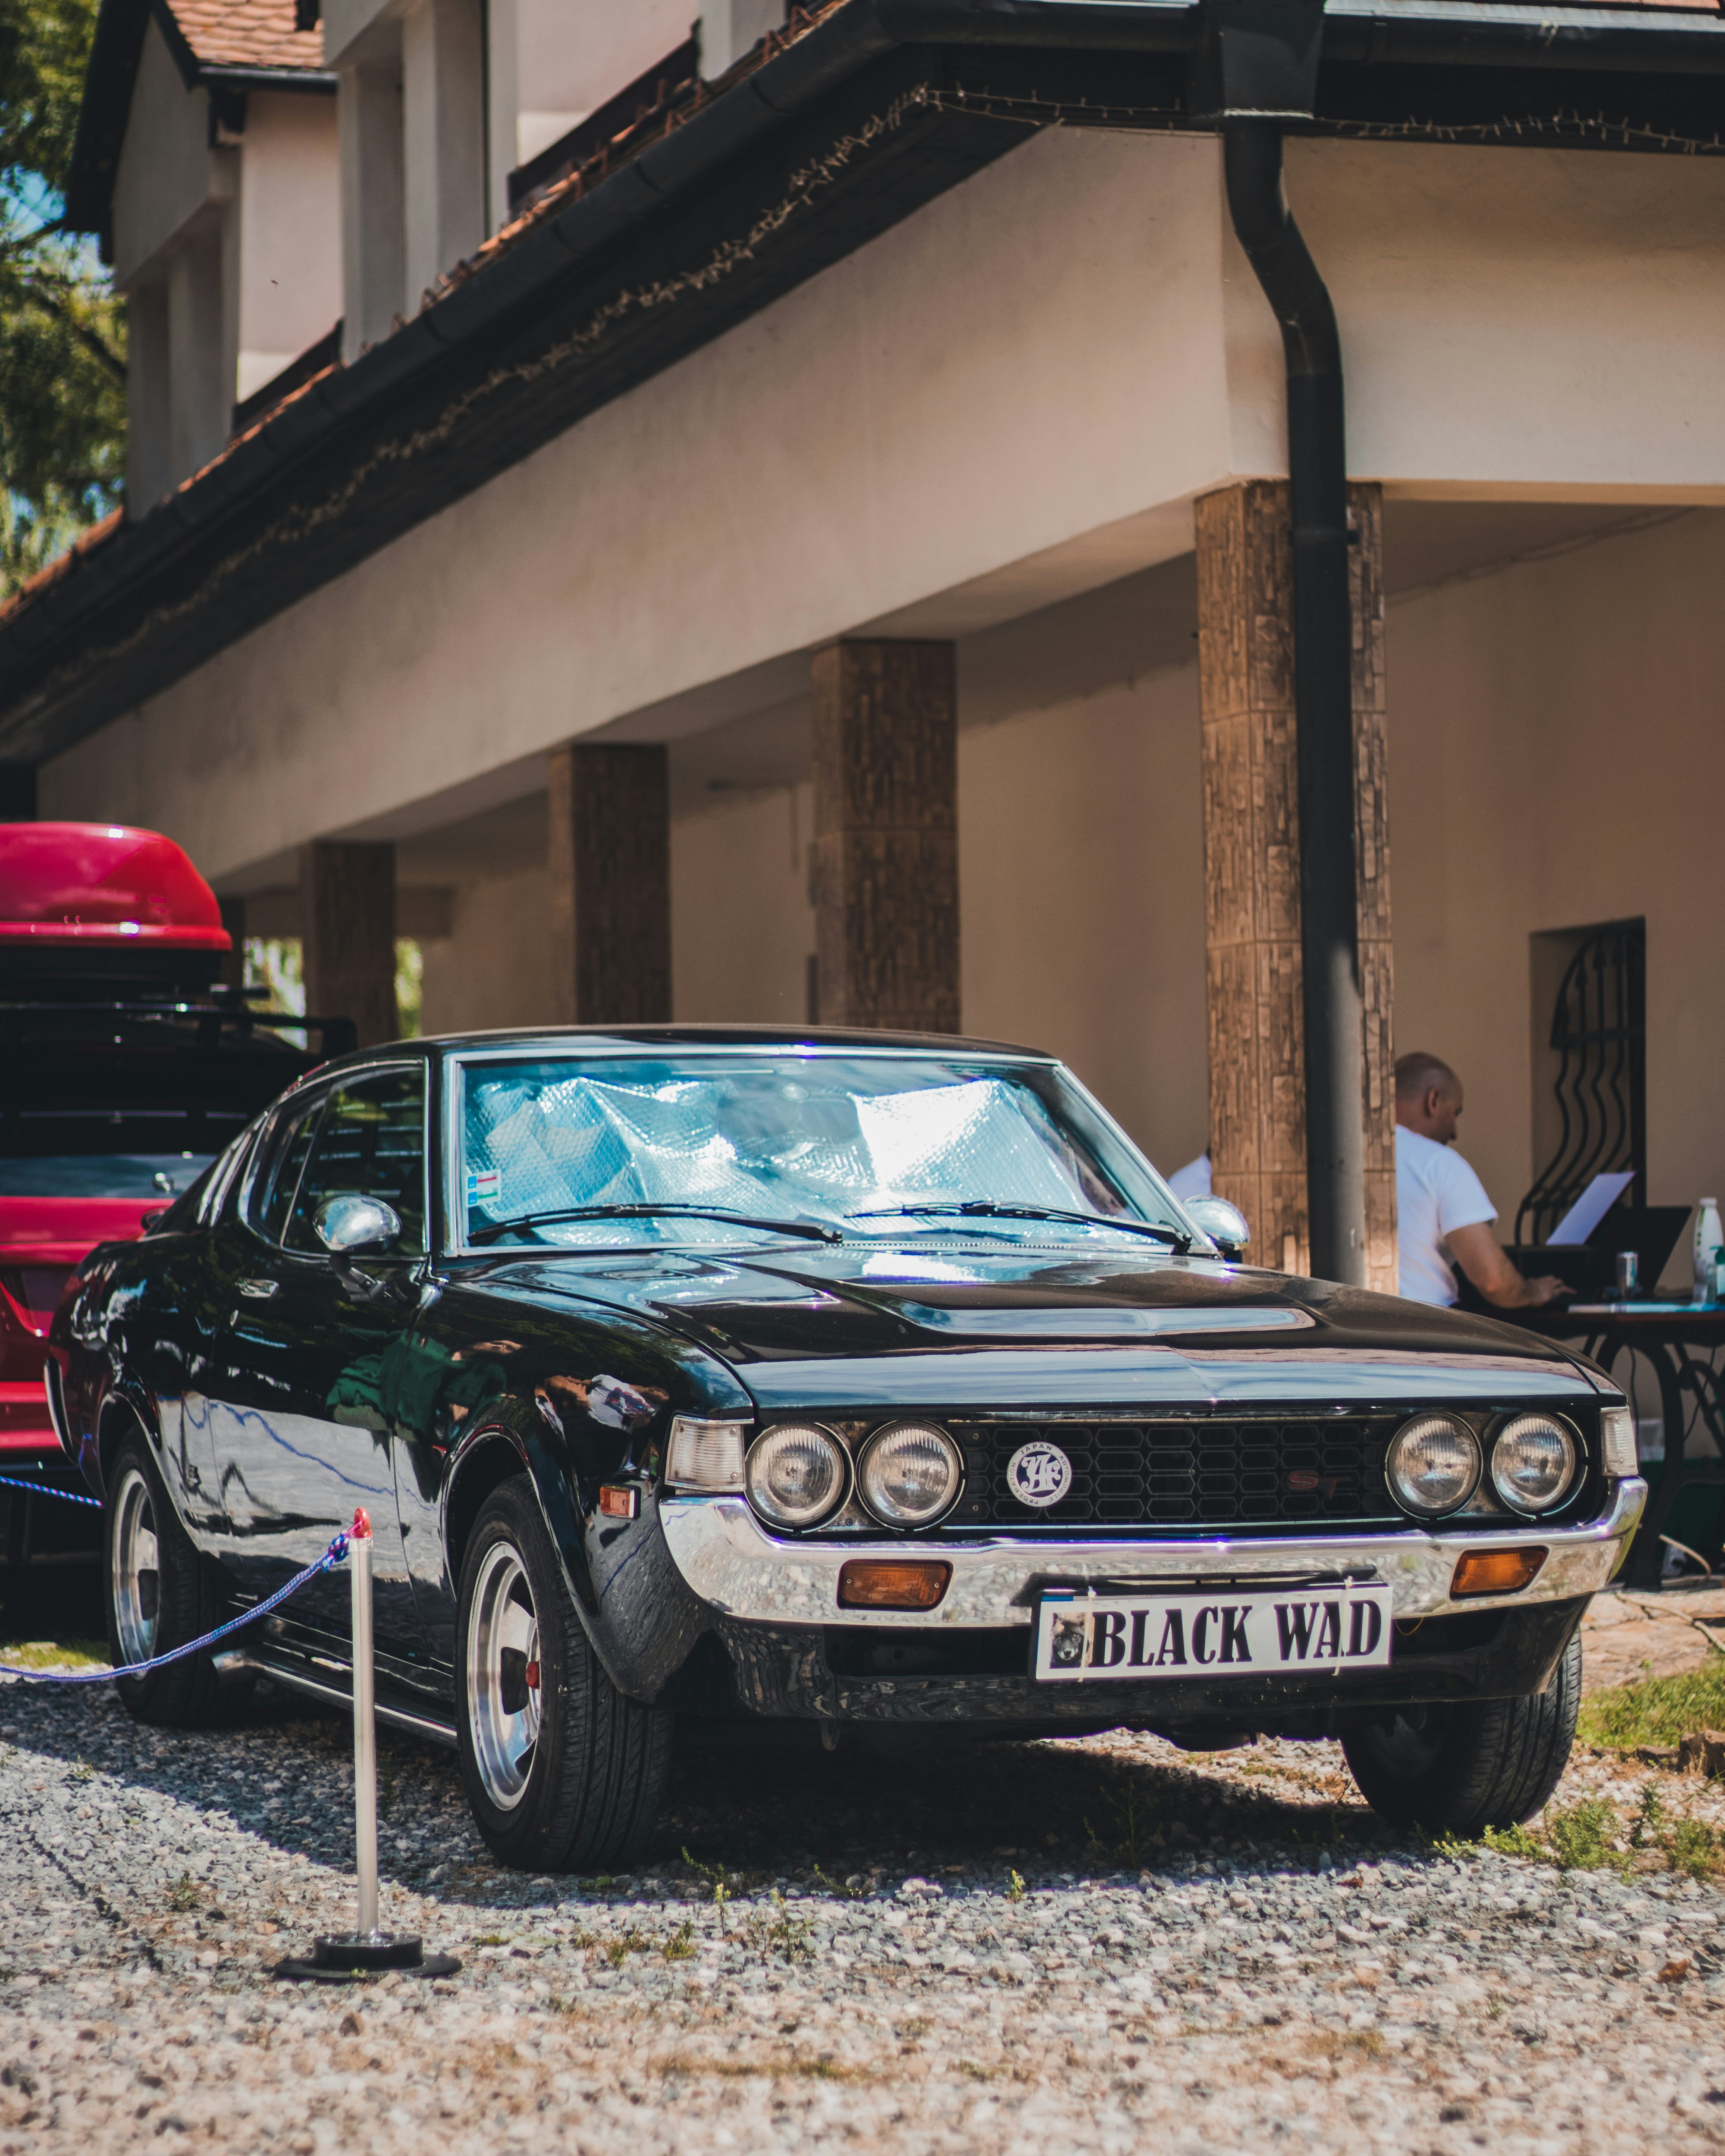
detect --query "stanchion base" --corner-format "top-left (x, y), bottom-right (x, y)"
top-left (273, 1933), bottom-right (461, 1983)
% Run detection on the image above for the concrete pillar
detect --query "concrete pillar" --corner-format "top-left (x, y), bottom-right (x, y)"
top-left (301, 840), bottom-right (398, 1047)
top-left (810, 639), bottom-right (959, 1034)
top-left (546, 744), bottom-right (671, 1025)
top-left (1195, 481), bottom-right (1394, 1289)
top-left (340, 53), bottom-right (406, 357)
top-left (403, 0), bottom-right (485, 306)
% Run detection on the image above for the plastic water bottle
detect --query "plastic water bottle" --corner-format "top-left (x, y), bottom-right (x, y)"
top-left (1694, 1199), bottom-right (1723, 1307)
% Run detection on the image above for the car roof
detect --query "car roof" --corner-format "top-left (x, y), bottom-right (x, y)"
top-left (309, 1022), bottom-right (1060, 1081)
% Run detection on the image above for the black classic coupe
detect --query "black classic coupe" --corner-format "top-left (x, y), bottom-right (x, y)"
top-left (47, 1028), bottom-right (1645, 1869)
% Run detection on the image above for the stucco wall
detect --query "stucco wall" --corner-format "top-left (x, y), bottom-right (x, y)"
top-left (959, 672), bottom-right (1208, 1175)
top-left (50, 128), bottom-right (1725, 890)
top-left (237, 93), bottom-right (342, 402)
top-left (671, 784), bottom-right (815, 1029)
top-left (1385, 508), bottom-right (1725, 1275)
top-left (417, 864), bottom-right (552, 1035)
top-left (111, 19), bottom-right (216, 287)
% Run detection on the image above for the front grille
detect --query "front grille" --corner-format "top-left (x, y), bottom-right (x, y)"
top-left (947, 1418), bottom-right (1402, 1533)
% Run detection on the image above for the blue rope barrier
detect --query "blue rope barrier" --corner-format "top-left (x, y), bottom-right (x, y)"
top-left (0, 1471), bottom-right (101, 1509)
top-left (0, 1528), bottom-right (351, 1686)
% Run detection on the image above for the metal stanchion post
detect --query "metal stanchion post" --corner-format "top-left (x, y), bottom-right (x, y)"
top-left (275, 1508), bottom-right (459, 1984)
top-left (351, 1510), bottom-right (380, 1940)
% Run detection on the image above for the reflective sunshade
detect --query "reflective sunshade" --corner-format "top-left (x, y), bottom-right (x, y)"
top-left (457, 1054), bottom-right (1184, 1248)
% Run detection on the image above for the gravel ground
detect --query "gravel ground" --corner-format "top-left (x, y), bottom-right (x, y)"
top-left (4, 1630), bottom-right (1725, 2156)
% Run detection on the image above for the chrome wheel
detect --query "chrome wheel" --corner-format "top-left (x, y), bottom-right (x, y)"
top-left (466, 1541), bottom-right (541, 1810)
top-left (111, 1463), bottom-right (160, 1667)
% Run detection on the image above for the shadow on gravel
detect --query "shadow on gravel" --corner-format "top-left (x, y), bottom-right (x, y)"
top-left (2, 1675), bottom-right (1409, 1902)
top-left (662, 1722), bottom-right (1401, 1883)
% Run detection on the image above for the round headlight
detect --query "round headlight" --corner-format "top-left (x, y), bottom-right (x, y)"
top-left (1386, 1413), bottom-right (1481, 1518)
top-left (1490, 1413), bottom-right (1578, 1515)
top-left (856, 1421), bottom-right (962, 1528)
top-left (745, 1423), bottom-right (849, 1530)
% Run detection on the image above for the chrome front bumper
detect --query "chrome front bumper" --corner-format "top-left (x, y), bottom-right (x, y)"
top-left (660, 1478), bottom-right (1647, 1629)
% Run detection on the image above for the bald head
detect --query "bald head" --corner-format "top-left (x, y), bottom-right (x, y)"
top-left (1396, 1051), bottom-right (1463, 1143)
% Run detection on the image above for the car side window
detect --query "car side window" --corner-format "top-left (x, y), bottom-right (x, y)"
top-left (198, 1119), bottom-right (261, 1228)
top-left (247, 1096), bottom-right (326, 1244)
top-left (283, 1068), bottom-right (427, 1256)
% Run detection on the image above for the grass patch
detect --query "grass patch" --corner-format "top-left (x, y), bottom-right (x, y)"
top-left (1481, 1799), bottom-right (1628, 1873)
top-left (0, 1638), bottom-right (109, 1673)
top-left (1578, 1661), bottom-right (1725, 1750)
top-left (167, 1872), bottom-right (202, 1913)
top-left (1669, 1817), bottom-right (1724, 1880)
top-left (1544, 1799), bottom-right (1628, 1872)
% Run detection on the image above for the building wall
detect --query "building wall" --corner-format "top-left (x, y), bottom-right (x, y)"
top-left (48, 128), bottom-right (1725, 892)
top-left (111, 19), bottom-right (215, 285)
top-left (417, 863), bottom-right (552, 1035)
top-left (671, 784), bottom-right (814, 1028)
top-left (959, 671), bottom-right (1208, 1175)
top-left (659, 670), bottom-right (1209, 1172)
top-left (1386, 508), bottom-right (1725, 1281)
top-left (510, 0), bottom-right (693, 167)
top-left (236, 93), bottom-right (342, 403)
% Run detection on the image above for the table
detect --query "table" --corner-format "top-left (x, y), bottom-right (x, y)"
top-left (1543, 1304), bottom-right (1725, 1585)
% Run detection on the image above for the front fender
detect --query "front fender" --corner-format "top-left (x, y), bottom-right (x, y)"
top-left (443, 1394), bottom-right (726, 1705)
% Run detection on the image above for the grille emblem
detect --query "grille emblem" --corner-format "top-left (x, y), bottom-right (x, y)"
top-left (1007, 1440), bottom-right (1073, 1510)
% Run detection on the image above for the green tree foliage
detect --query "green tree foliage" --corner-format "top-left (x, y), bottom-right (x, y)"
top-left (0, 0), bottom-right (125, 598)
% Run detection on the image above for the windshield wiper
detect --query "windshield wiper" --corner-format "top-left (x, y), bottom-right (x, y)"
top-left (470, 1203), bottom-right (841, 1247)
top-left (847, 1202), bottom-right (1190, 1252)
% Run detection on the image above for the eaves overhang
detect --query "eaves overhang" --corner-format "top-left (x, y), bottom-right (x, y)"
top-left (14, 0), bottom-right (1725, 767)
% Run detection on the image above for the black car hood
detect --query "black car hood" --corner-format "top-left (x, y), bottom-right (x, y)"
top-left (465, 1243), bottom-right (1601, 1413)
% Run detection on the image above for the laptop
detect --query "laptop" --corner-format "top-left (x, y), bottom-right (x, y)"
top-left (1459, 1204), bottom-right (1690, 1311)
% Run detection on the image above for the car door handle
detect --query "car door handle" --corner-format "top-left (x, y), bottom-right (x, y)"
top-left (235, 1279), bottom-right (279, 1300)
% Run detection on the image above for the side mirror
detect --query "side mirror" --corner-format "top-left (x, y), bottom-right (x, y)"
top-left (314, 1192), bottom-right (402, 1256)
top-left (1183, 1194), bottom-right (1251, 1260)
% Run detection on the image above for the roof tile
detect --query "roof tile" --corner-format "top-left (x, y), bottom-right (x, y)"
top-left (165, 0), bottom-right (325, 73)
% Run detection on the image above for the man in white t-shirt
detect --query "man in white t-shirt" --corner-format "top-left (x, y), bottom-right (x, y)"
top-left (1395, 1052), bottom-right (1570, 1310)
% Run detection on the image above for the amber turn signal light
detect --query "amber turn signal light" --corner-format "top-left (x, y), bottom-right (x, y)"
top-left (837, 1559), bottom-right (952, 1611)
top-left (597, 1484), bottom-right (638, 1521)
top-left (1450, 1546), bottom-right (1547, 1599)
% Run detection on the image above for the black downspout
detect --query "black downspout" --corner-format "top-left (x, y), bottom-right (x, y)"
top-left (1222, 121), bottom-right (1365, 1288)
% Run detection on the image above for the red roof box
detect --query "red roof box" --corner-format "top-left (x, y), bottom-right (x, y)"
top-left (0, 824), bottom-right (230, 950)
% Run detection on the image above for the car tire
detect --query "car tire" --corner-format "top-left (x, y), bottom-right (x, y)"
top-left (456, 1476), bottom-right (672, 1872)
top-left (105, 1431), bottom-right (248, 1728)
top-left (1340, 1631), bottom-right (1581, 1838)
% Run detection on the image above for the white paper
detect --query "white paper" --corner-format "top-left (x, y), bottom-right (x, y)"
top-left (1546, 1169), bottom-right (1636, 1246)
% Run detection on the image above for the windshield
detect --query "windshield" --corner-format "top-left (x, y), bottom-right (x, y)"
top-left (457, 1053), bottom-right (1186, 1249)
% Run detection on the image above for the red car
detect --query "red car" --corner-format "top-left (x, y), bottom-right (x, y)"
top-left (0, 824), bottom-right (350, 1595)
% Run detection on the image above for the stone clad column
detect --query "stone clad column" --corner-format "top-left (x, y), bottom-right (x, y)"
top-left (809, 640), bottom-right (959, 1033)
top-left (1195, 480), bottom-right (1394, 1285)
top-left (546, 743), bottom-right (671, 1025)
top-left (301, 840), bottom-right (398, 1047)
top-left (1197, 483), bottom-right (1308, 1276)
top-left (1350, 484), bottom-right (1397, 1296)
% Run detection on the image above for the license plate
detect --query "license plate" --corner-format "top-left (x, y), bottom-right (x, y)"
top-left (1032, 1585), bottom-right (1394, 1682)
